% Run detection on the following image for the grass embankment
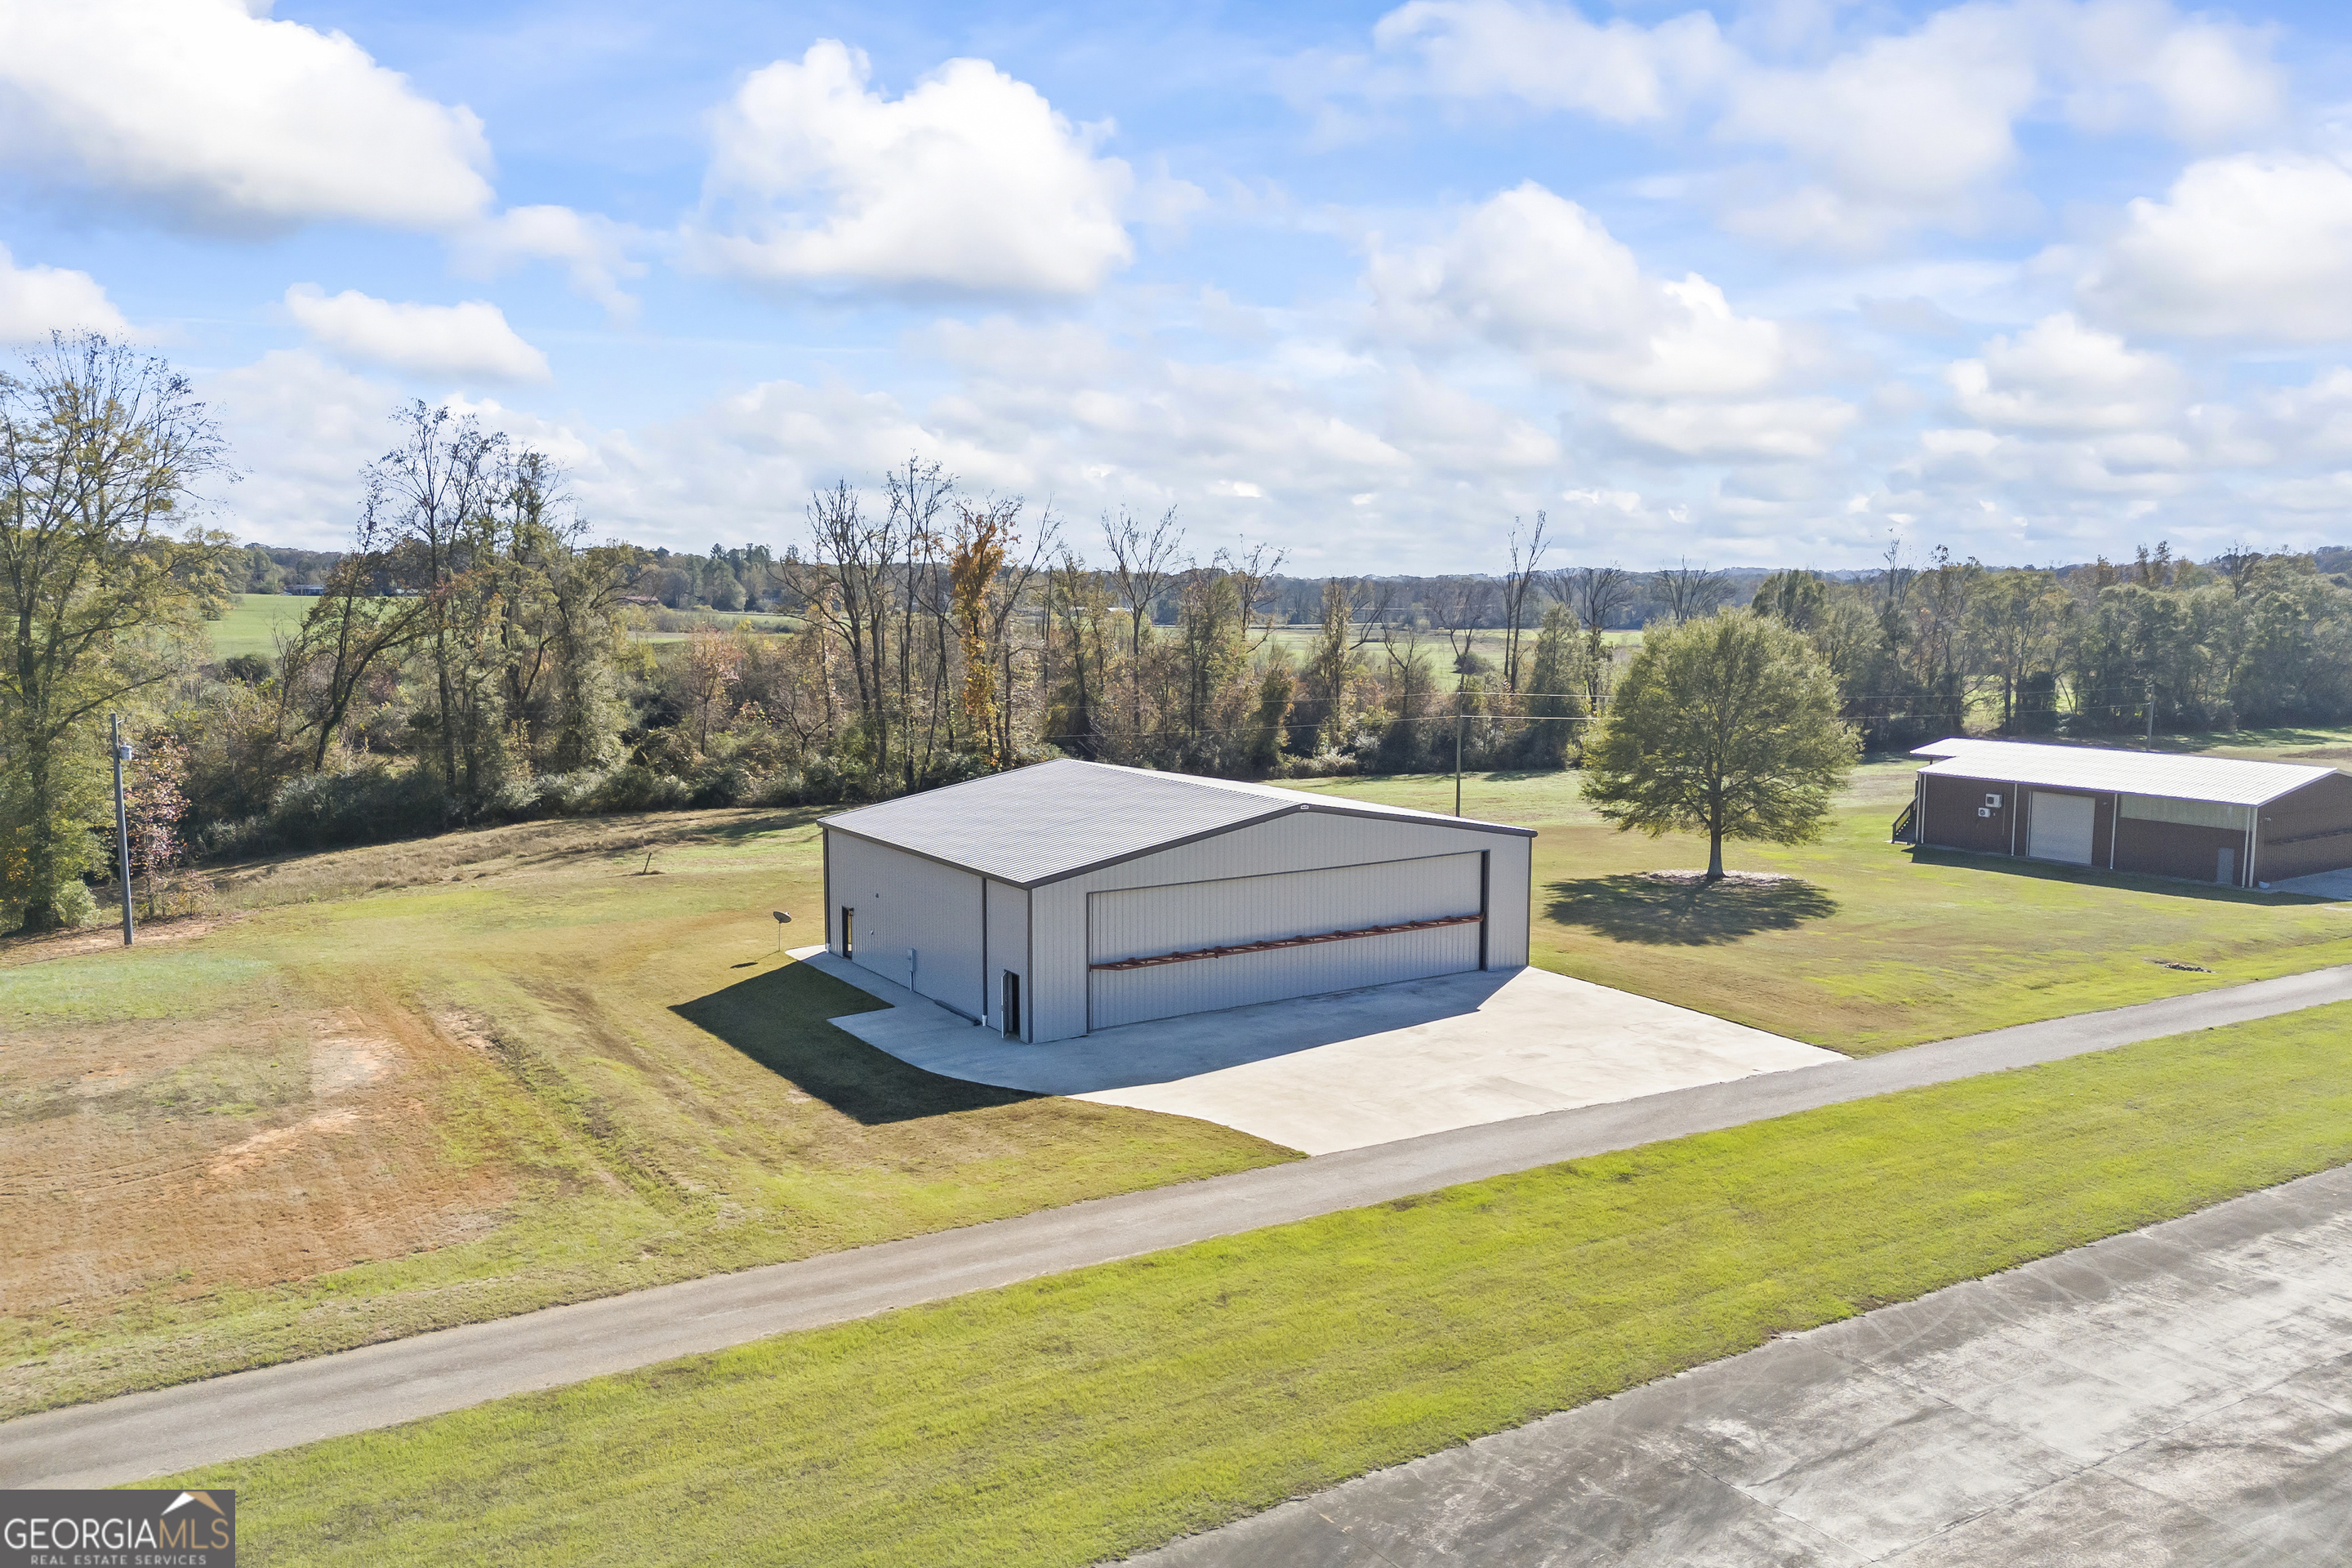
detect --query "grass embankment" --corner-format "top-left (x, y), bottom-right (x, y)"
top-left (0, 812), bottom-right (1290, 1419)
top-left (1294, 754), bottom-right (2352, 1052)
top-left (181, 1002), bottom-right (2352, 1566)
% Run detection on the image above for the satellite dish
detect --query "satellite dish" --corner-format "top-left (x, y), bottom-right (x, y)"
top-left (772, 911), bottom-right (791, 924)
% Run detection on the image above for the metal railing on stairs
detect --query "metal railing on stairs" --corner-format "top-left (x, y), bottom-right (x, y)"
top-left (1891, 800), bottom-right (1918, 844)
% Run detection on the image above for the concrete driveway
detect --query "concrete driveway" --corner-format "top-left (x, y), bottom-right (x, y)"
top-left (800, 951), bottom-right (1840, 1154)
top-left (1135, 1161), bottom-right (2352, 1566)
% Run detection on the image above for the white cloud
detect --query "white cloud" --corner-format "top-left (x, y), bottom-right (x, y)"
top-left (1606, 395), bottom-right (1855, 458)
top-left (0, 243), bottom-right (132, 343)
top-left (0, 0), bottom-right (492, 232)
top-left (689, 40), bottom-right (1134, 296)
top-left (1371, 182), bottom-right (1790, 396)
top-left (2077, 154), bottom-right (2352, 342)
top-left (2057, 2), bottom-right (2282, 145)
top-left (284, 286), bottom-right (550, 383)
top-left (1381, 367), bottom-right (1560, 474)
top-left (1372, 0), bottom-right (1731, 122)
top-left (452, 206), bottom-right (647, 320)
top-left (203, 349), bottom-right (399, 541)
top-left (1721, 7), bottom-right (2038, 216)
top-left (1374, 1), bottom-right (2283, 252)
top-left (1945, 314), bottom-right (2185, 433)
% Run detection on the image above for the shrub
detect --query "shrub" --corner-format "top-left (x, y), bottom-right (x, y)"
top-left (268, 765), bottom-right (451, 849)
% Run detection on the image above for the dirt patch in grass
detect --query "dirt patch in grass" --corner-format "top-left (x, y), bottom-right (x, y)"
top-left (0, 998), bottom-right (513, 1332)
top-left (0, 912), bottom-right (245, 968)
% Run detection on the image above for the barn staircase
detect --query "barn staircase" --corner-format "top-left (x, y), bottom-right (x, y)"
top-left (1891, 800), bottom-right (1918, 844)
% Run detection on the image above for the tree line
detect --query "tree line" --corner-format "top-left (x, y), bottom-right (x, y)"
top-left (8, 334), bottom-right (2352, 930)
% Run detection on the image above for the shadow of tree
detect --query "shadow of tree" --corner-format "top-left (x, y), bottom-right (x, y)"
top-left (672, 961), bottom-right (1039, 1125)
top-left (1545, 873), bottom-right (1839, 947)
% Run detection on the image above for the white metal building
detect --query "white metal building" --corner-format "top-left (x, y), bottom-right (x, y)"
top-left (818, 759), bottom-right (1535, 1043)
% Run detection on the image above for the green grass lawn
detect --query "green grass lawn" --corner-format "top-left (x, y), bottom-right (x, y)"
top-left (206, 594), bottom-right (314, 659)
top-left (1290, 757), bottom-right (2352, 1052)
top-left (175, 1001), bottom-right (2352, 1567)
top-left (0, 812), bottom-right (1291, 1420)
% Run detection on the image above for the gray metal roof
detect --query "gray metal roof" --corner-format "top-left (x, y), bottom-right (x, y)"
top-left (820, 758), bottom-right (1534, 887)
top-left (1913, 737), bottom-right (2333, 807)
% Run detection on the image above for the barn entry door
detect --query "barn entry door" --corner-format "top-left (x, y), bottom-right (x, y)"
top-left (2027, 791), bottom-right (2096, 865)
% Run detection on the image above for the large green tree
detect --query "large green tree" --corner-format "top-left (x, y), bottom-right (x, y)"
top-left (1583, 612), bottom-right (1854, 880)
top-left (0, 335), bottom-right (229, 930)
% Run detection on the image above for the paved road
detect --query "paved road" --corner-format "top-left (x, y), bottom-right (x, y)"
top-left (1135, 1163), bottom-right (2352, 1566)
top-left (6, 963), bottom-right (2350, 1489)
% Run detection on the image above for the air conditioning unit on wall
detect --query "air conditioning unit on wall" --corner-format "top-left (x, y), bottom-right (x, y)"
top-left (1978, 806), bottom-right (1993, 817)
top-left (1984, 793), bottom-right (2003, 808)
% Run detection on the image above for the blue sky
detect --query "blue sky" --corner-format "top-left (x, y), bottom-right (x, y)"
top-left (7, 0), bottom-right (2352, 572)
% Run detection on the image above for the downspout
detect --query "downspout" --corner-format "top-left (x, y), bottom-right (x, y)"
top-left (2109, 793), bottom-right (2120, 871)
top-left (2247, 806), bottom-right (2259, 888)
top-left (979, 875), bottom-right (990, 1027)
top-left (2007, 781), bottom-right (2018, 858)
top-left (1024, 885), bottom-right (1035, 1045)
top-left (822, 829), bottom-right (833, 954)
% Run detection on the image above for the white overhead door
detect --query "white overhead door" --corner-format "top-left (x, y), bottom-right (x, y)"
top-left (2028, 791), bottom-right (2097, 865)
top-left (1088, 854), bottom-right (1483, 1031)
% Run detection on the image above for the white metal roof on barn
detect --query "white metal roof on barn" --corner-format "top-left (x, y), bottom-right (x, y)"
top-left (1911, 737), bottom-right (2334, 807)
top-left (821, 758), bottom-right (1534, 887)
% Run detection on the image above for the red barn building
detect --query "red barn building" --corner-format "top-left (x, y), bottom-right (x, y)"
top-left (1898, 738), bottom-right (2352, 889)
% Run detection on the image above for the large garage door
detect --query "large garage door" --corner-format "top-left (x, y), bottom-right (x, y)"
top-left (2029, 791), bottom-right (2096, 865)
top-left (1088, 854), bottom-right (1483, 1031)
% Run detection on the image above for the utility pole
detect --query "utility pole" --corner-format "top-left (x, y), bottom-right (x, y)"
top-left (109, 714), bottom-right (135, 947)
top-left (1454, 710), bottom-right (1464, 817)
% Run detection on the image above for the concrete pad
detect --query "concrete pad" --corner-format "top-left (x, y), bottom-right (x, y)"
top-left (2272, 868), bottom-right (2352, 899)
top-left (793, 949), bottom-right (1840, 1155)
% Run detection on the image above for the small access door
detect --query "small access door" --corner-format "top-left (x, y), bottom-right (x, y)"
top-left (1000, 972), bottom-right (1021, 1039)
top-left (2217, 847), bottom-right (2236, 887)
top-left (840, 908), bottom-right (854, 958)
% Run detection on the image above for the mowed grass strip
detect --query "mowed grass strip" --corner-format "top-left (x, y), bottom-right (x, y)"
top-left (188, 1003), bottom-right (2352, 1567)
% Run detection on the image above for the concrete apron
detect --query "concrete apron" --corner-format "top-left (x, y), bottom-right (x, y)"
top-left (792, 947), bottom-right (1841, 1156)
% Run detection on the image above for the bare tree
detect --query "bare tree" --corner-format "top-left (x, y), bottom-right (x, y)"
top-left (1651, 557), bottom-right (1731, 625)
top-left (1558, 564), bottom-right (1634, 710)
top-left (364, 403), bottom-right (509, 799)
top-left (1499, 512), bottom-right (1550, 693)
top-left (1428, 576), bottom-right (1494, 677)
top-left (792, 479), bottom-right (899, 778)
top-left (1101, 505), bottom-right (1183, 737)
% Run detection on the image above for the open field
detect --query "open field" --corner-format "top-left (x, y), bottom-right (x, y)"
top-left (0, 813), bottom-right (1290, 1419)
top-left (171, 1001), bottom-right (2352, 1566)
top-left (11, 742), bottom-right (2348, 1419)
top-left (628, 608), bottom-right (802, 644)
top-left (1292, 755), bottom-right (2352, 1053)
top-left (1257, 624), bottom-right (1642, 670)
top-left (206, 595), bottom-right (809, 661)
top-left (206, 594), bottom-right (314, 659)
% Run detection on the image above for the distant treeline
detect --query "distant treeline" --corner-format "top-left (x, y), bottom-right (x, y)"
top-left (20, 348), bottom-right (2352, 935)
